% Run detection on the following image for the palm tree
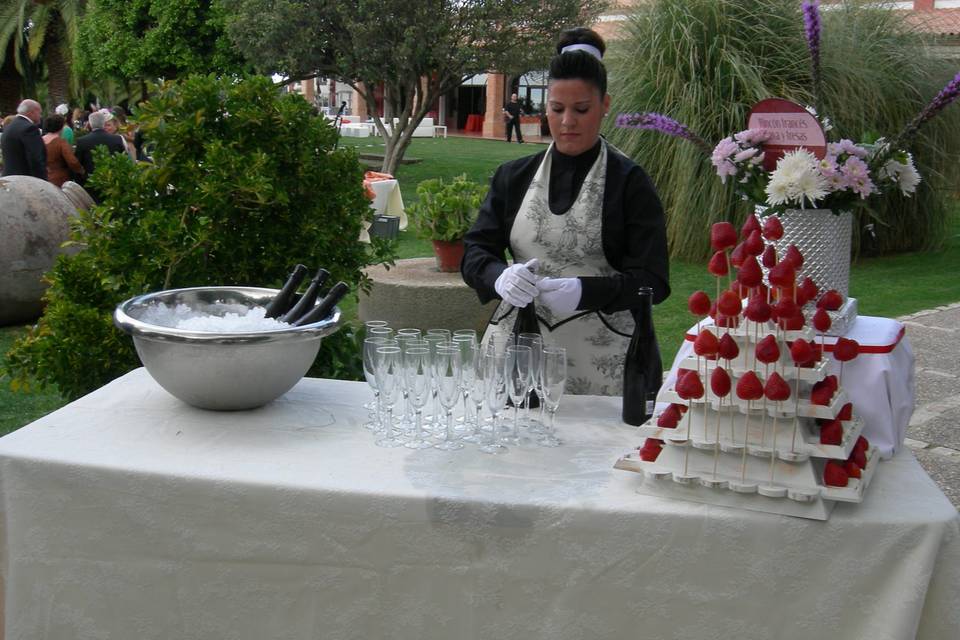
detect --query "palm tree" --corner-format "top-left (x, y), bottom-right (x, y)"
top-left (0, 0), bottom-right (86, 112)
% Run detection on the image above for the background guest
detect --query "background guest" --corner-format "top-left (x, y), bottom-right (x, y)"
top-left (42, 114), bottom-right (85, 187)
top-left (56, 104), bottom-right (75, 145)
top-left (1, 99), bottom-right (47, 179)
top-left (103, 109), bottom-right (137, 161)
top-left (75, 109), bottom-right (127, 198)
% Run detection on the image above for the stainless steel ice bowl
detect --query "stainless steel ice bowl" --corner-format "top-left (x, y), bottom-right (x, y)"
top-left (114, 286), bottom-right (341, 410)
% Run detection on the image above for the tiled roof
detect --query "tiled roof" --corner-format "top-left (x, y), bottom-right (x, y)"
top-left (903, 9), bottom-right (960, 35)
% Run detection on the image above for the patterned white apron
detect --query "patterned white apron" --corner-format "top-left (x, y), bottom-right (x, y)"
top-left (484, 141), bottom-right (634, 396)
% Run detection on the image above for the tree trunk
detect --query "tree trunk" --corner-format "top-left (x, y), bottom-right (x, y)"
top-left (0, 41), bottom-right (23, 116)
top-left (45, 17), bottom-right (71, 110)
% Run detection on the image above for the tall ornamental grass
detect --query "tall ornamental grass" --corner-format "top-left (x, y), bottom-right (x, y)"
top-left (604, 0), bottom-right (960, 261)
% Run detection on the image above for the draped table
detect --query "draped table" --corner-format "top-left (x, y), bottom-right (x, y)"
top-left (0, 369), bottom-right (956, 640)
top-left (359, 172), bottom-right (407, 243)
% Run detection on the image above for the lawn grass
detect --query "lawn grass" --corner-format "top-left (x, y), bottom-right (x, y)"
top-left (2, 133), bottom-right (958, 435)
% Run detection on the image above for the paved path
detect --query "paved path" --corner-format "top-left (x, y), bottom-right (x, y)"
top-left (900, 303), bottom-right (960, 508)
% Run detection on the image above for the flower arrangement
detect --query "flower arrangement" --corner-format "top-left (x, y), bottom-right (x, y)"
top-left (615, 0), bottom-right (958, 217)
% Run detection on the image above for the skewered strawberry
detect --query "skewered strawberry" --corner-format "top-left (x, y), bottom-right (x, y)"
top-left (694, 329), bottom-right (720, 358)
top-left (710, 222), bottom-right (738, 251)
top-left (844, 460), bottom-right (862, 479)
top-left (761, 244), bottom-right (778, 269)
top-left (790, 338), bottom-right (815, 366)
top-left (824, 460), bottom-right (849, 487)
top-left (717, 290), bottom-right (742, 316)
top-left (799, 277), bottom-right (819, 303)
top-left (764, 372), bottom-right (791, 402)
top-left (813, 308), bottom-right (832, 333)
top-left (736, 371), bottom-right (764, 401)
top-left (819, 419), bottom-right (843, 444)
top-left (817, 289), bottom-right (844, 311)
top-left (738, 256), bottom-right (763, 288)
top-left (755, 335), bottom-right (781, 364)
top-left (741, 215), bottom-right (761, 239)
top-left (676, 370), bottom-right (705, 400)
top-left (657, 405), bottom-right (682, 428)
top-left (783, 245), bottom-right (804, 270)
top-left (688, 291), bottom-right (711, 316)
top-left (639, 438), bottom-right (663, 461)
top-left (762, 216), bottom-right (784, 241)
top-left (710, 366), bottom-right (732, 398)
top-left (835, 337), bottom-right (860, 362)
top-left (718, 333), bottom-right (739, 361)
top-left (708, 251), bottom-right (729, 277)
top-left (730, 242), bottom-right (747, 269)
top-left (838, 402), bottom-right (853, 421)
top-left (745, 293), bottom-right (772, 324)
top-left (744, 229), bottom-right (764, 256)
top-left (769, 261), bottom-right (796, 289)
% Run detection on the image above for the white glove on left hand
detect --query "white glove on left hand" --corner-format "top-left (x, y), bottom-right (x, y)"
top-left (536, 277), bottom-right (582, 314)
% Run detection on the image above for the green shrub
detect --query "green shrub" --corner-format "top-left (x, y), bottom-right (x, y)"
top-left (407, 174), bottom-right (486, 242)
top-left (5, 74), bottom-right (392, 399)
top-left (605, 0), bottom-right (960, 261)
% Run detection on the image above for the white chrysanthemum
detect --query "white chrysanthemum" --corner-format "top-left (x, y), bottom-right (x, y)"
top-left (765, 149), bottom-right (829, 207)
top-left (880, 156), bottom-right (922, 196)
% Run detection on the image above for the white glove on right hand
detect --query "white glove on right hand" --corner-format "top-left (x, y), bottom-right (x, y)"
top-left (494, 259), bottom-right (540, 307)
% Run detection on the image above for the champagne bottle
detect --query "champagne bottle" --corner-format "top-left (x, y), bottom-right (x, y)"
top-left (292, 281), bottom-right (350, 326)
top-left (511, 300), bottom-right (541, 409)
top-left (622, 287), bottom-right (662, 425)
top-left (264, 264), bottom-right (309, 318)
top-left (280, 268), bottom-right (330, 324)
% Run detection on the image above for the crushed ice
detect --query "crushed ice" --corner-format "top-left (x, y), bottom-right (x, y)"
top-left (139, 302), bottom-right (290, 332)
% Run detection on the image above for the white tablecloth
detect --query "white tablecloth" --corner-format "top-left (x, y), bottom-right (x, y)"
top-left (0, 369), bottom-right (956, 640)
top-left (672, 315), bottom-right (914, 458)
top-left (359, 178), bottom-right (407, 243)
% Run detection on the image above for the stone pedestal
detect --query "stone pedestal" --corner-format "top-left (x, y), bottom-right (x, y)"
top-left (0, 176), bottom-right (77, 326)
top-left (359, 258), bottom-right (497, 333)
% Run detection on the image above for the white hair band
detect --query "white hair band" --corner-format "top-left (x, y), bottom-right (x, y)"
top-left (561, 43), bottom-right (602, 60)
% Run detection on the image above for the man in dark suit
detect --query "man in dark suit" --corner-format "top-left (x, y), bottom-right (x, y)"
top-left (74, 109), bottom-right (128, 199)
top-left (1, 99), bottom-right (47, 179)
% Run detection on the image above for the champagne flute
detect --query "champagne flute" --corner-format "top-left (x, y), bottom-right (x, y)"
top-left (423, 333), bottom-right (451, 432)
top-left (363, 336), bottom-right (389, 430)
top-left (540, 346), bottom-right (566, 447)
top-left (464, 344), bottom-right (487, 444)
top-left (518, 333), bottom-right (543, 430)
top-left (374, 345), bottom-right (404, 447)
top-left (453, 334), bottom-right (478, 432)
top-left (480, 349), bottom-right (509, 454)
top-left (504, 344), bottom-right (532, 445)
top-left (402, 345), bottom-right (433, 449)
top-left (433, 346), bottom-right (463, 450)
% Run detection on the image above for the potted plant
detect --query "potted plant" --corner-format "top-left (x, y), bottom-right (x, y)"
top-left (407, 174), bottom-right (486, 272)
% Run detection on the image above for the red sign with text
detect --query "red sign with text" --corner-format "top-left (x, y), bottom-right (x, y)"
top-left (747, 98), bottom-right (826, 171)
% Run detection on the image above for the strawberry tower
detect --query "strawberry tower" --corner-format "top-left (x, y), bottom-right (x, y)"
top-left (616, 218), bottom-right (879, 520)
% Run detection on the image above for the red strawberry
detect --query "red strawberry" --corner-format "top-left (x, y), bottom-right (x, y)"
top-left (773, 298), bottom-right (799, 322)
top-left (810, 384), bottom-right (834, 406)
top-left (676, 370), bottom-right (704, 400)
top-left (716, 314), bottom-right (741, 329)
top-left (819, 419), bottom-right (843, 445)
top-left (672, 402), bottom-right (689, 415)
top-left (824, 460), bottom-right (849, 487)
top-left (764, 372), bottom-right (791, 402)
top-left (738, 256), bottom-right (763, 288)
top-left (800, 277), bottom-right (819, 303)
top-left (736, 370), bottom-right (764, 401)
top-left (834, 337), bottom-right (860, 362)
top-left (639, 439), bottom-right (663, 461)
top-left (708, 251), bottom-right (729, 277)
top-left (838, 402), bottom-right (853, 421)
top-left (717, 333), bottom-right (740, 361)
top-left (755, 335), bottom-right (780, 364)
top-left (844, 460), bottom-right (862, 479)
top-left (744, 229), bottom-right (764, 256)
top-left (783, 245), bottom-right (805, 269)
top-left (741, 214), bottom-right (761, 239)
top-left (823, 375), bottom-right (838, 393)
top-left (717, 290), bottom-right (742, 317)
top-left (744, 293), bottom-right (772, 323)
top-left (817, 289), bottom-right (844, 311)
top-left (730, 242), bottom-right (747, 268)
top-left (854, 435), bottom-right (869, 453)
top-left (710, 366), bottom-right (732, 397)
top-left (762, 216), bottom-right (784, 241)
top-left (851, 448), bottom-right (867, 470)
top-left (688, 291), bottom-right (711, 317)
top-left (768, 261), bottom-right (796, 288)
top-left (777, 311), bottom-right (806, 331)
top-left (790, 338), bottom-right (815, 366)
top-left (657, 405), bottom-right (681, 428)
top-left (708, 300), bottom-right (718, 320)
top-left (813, 308), bottom-right (832, 333)
top-left (761, 244), bottom-right (778, 269)
top-left (694, 329), bottom-right (720, 357)
top-left (711, 222), bottom-right (738, 251)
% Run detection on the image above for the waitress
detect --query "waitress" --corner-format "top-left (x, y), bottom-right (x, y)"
top-left (461, 27), bottom-right (670, 396)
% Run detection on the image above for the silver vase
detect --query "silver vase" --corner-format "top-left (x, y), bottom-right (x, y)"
top-left (755, 207), bottom-right (857, 335)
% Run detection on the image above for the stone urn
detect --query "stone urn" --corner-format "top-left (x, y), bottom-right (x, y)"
top-left (0, 176), bottom-right (77, 325)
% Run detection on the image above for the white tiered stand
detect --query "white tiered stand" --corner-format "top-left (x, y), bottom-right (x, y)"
top-left (615, 319), bottom-right (880, 520)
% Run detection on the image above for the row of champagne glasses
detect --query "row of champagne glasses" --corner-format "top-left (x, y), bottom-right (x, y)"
top-left (361, 322), bottom-right (567, 452)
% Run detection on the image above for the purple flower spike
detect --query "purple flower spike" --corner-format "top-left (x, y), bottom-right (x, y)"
top-left (898, 70), bottom-right (960, 145)
top-left (803, 1), bottom-right (822, 105)
top-left (615, 112), bottom-right (712, 154)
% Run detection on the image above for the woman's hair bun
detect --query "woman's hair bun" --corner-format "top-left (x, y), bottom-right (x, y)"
top-left (556, 27), bottom-right (606, 57)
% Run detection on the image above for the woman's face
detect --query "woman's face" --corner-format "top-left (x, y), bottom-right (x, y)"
top-left (546, 79), bottom-right (610, 156)
top-left (104, 119), bottom-right (117, 134)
